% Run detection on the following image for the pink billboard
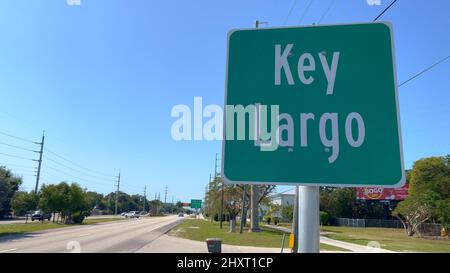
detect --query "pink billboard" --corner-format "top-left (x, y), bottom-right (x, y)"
top-left (356, 184), bottom-right (409, 200)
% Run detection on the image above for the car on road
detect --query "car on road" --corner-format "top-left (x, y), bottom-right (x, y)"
top-left (125, 211), bottom-right (140, 218)
top-left (120, 212), bottom-right (127, 216)
top-left (178, 213), bottom-right (184, 217)
top-left (31, 211), bottom-right (52, 221)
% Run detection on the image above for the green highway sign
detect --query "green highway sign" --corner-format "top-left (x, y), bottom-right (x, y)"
top-left (222, 22), bottom-right (405, 187)
top-left (190, 199), bottom-right (202, 209)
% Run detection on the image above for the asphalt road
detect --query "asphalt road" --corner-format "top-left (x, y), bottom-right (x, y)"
top-left (0, 215), bottom-right (183, 253)
top-left (0, 214), bottom-right (124, 225)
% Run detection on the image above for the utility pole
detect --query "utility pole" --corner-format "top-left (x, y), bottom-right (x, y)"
top-left (207, 173), bottom-right (213, 222)
top-left (153, 192), bottom-right (157, 215)
top-left (33, 131), bottom-right (45, 193)
top-left (249, 184), bottom-right (261, 232)
top-left (157, 192), bottom-right (160, 215)
top-left (164, 185), bottom-right (168, 204)
top-left (143, 185), bottom-right (147, 212)
top-left (114, 172), bottom-right (120, 215)
top-left (216, 153), bottom-right (225, 229)
top-left (239, 184), bottom-right (247, 233)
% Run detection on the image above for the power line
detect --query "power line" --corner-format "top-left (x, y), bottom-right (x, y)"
top-left (44, 147), bottom-right (115, 178)
top-left (0, 130), bottom-right (39, 144)
top-left (43, 155), bottom-right (115, 182)
top-left (0, 141), bottom-right (38, 153)
top-left (42, 163), bottom-right (94, 183)
top-left (121, 184), bottom-right (143, 192)
top-left (298, 0), bottom-right (314, 25)
top-left (373, 0), bottom-right (398, 21)
top-left (42, 163), bottom-right (113, 187)
top-left (317, 0), bottom-right (336, 24)
top-left (3, 165), bottom-right (36, 172)
top-left (0, 152), bottom-right (35, 161)
top-left (11, 169), bottom-right (37, 175)
top-left (283, 0), bottom-right (299, 26)
top-left (369, 1), bottom-right (449, 88)
top-left (0, 162), bottom-right (36, 169)
top-left (0, 123), bottom-right (118, 192)
top-left (399, 55), bottom-right (450, 87)
top-left (40, 172), bottom-right (112, 191)
top-left (39, 173), bottom-right (65, 182)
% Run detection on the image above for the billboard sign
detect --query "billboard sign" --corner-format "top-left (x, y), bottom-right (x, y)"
top-left (356, 184), bottom-right (409, 200)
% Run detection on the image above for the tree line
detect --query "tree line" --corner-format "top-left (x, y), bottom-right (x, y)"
top-left (203, 176), bottom-right (275, 227)
top-left (393, 156), bottom-right (450, 236)
top-left (318, 155), bottom-right (450, 236)
top-left (203, 155), bottom-right (450, 237)
top-left (0, 166), bottom-right (186, 224)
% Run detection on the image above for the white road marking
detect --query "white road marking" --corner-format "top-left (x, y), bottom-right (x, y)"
top-left (0, 248), bottom-right (17, 253)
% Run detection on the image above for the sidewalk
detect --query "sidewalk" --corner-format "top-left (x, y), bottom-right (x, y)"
top-left (264, 224), bottom-right (396, 253)
top-left (138, 234), bottom-right (293, 253)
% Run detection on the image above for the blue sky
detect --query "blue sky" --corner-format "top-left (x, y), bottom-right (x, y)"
top-left (0, 0), bottom-right (449, 201)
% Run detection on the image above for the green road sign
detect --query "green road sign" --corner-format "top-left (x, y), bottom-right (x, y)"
top-left (190, 199), bottom-right (202, 209)
top-left (222, 22), bottom-right (405, 187)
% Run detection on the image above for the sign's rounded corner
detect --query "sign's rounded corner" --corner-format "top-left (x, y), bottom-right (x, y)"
top-left (391, 171), bottom-right (407, 188)
top-left (374, 21), bottom-right (393, 33)
top-left (227, 29), bottom-right (240, 42)
top-left (221, 172), bottom-right (234, 185)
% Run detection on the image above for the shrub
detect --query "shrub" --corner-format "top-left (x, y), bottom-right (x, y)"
top-left (71, 212), bottom-right (86, 224)
top-left (320, 211), bottom-right (329, 225)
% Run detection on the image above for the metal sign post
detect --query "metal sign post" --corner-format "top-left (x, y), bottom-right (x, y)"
top-left (298, 186), bottom-right (320, 253)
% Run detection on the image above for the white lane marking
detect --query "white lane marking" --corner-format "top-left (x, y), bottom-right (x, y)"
top-left (77, 233), bottom-right (92, 238)
top-left (0, 248), bottom-right (17, 253)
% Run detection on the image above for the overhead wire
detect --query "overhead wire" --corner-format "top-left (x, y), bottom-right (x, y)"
top-left (298, 0), bottom-right (314, 25)
top-left (398, 55), bottom-right (450, 87)
top-left (373, 0), bottom-right (398, 21)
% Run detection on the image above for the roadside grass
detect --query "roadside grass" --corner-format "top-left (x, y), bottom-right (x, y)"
top-left (321, 226), bottom-right (450, 253)
top-left (274, 222), bottom-right (292, 229)
top-left (83, 217), bottom-right (125, 225)
top-left (0, 222), bottom-right (70, 237)
top-left (169, 219), bottom-right (347, 252)
top-left (0, 218), bottom-right (124, 237)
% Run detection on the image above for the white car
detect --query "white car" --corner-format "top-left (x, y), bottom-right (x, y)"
top-left (125, 211), bottom-right (140, 218)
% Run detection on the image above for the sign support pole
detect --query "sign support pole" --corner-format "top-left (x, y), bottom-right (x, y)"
top-left (298, 186), bottom-right (320, 253)
top-left (292, 186), bottom-right (299, 252)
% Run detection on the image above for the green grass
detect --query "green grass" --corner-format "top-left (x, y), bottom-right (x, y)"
top-left (0, 218), bottom-right (123, 237)
top-left (321, 226), bottom-right (450, 253)
top-left (0, 222), bottom-right (71, 237)
top-left (83, 218), bottom-right (124, 225)
top-left (169, 219), bottom-right (347, 252)
top-left (274, 222), bottom-right (293, 229)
